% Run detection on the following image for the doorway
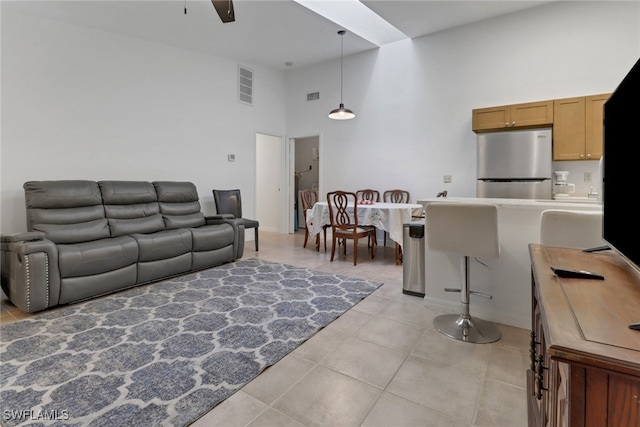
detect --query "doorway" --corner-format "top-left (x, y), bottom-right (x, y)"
top-left (291, 136), bottom-right (320, 233)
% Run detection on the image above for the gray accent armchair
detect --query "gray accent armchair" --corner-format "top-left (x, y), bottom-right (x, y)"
top-left (212, 189), bottom-right (259, 251)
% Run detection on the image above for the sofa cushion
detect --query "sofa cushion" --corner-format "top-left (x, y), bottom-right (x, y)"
top-left (25, 180), bottom-right (103, 210)
top-left (133, 229), bottom-right (192, 262)
top-left (99, 181), bottom-right (157, 204)
top-left (106, 204), bottom-right (165, 237)
top-left (57, 236), bottom-right (139, 278)
top-left (24, 181), bottom-right (110, 244)
top-left (191, 224), bottom-right (235, 251)
top-left (154, 181), bottom-right (206, 228)
top-left (34, 218), bottom-right (110, 245)
top-left (99, 181), bottom-right (165, 237)
top-left (153, 181), bottom-right (199, 203)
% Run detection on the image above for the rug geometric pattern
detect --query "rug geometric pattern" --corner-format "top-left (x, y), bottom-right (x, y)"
top-left (0, 259), bottom-right (383, 426)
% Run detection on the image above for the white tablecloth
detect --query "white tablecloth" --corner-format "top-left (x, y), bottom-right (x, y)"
top-left (306, 202), bottom-right (424, 248)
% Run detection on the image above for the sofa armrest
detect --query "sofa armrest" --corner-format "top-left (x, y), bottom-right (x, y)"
top-left (1, 234), bottom-right (60, 313)
top-left (1, 231), bottom-right (45, 243)
top-left (205, 217), bottom-right (245, 259)
top-left (206, 214), bottom-right (235, 220)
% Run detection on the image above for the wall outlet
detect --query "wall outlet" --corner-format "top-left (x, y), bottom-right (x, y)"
top-left (584, 172), bottom-right (592, 182)
top-left (443, 175), bottom-right (452, 183)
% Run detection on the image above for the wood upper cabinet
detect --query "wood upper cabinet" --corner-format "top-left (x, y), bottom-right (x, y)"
top-left (585, 93), bottom-right (609, 160)
top-left (473, 100), bottom-right (554, 132)
top-left (553, 93), bottom-right (610, 161)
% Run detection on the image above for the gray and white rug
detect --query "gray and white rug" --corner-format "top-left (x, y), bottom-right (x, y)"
top-left (0, 259), bottom-right (383, 427)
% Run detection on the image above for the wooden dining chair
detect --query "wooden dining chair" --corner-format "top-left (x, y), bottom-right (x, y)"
top-left (383, 189), bottom-right (410, 204)
top-left (354, 189), bottom-right (379, 248)
top-left (327, 191), bottom-right (376, 266)
top-left (299, 189), bottom-right (316, 248)
top-left (299, 189), bottom-right (328, 251)
top-left (356, 189), bottom-right (380, 203)
top-left (383, 189), bottom-right (411, 265)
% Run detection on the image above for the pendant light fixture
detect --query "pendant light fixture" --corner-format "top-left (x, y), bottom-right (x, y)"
top-left (328, 30), bottom-right (355, 120)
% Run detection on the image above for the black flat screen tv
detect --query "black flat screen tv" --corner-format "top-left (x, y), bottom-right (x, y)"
top-left (603, 57), bottom-right (640, 272)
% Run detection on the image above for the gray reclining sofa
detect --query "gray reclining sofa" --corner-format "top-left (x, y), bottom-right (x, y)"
top-left (1, 180), bottom-right (245, 313)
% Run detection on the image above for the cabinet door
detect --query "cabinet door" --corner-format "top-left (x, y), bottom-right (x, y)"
top-left (472, 105), bottom-right (510, 131)
top-left (510, 100), bottom-right (554, 128)
top-left (584, 93), bottom-right (610, 160)
top-left (553, 97), bottom-right (586, 160)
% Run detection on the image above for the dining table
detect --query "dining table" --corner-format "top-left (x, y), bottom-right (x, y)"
top-left (305, 201), bottom-right (425, 249)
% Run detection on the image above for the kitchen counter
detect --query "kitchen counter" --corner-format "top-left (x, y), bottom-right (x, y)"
top-left (420, 196), bottom-right (602, 209)
top-left (417, 197), bottom-right (602, 329)
top-left (552, 195), bottom-right (600, 203)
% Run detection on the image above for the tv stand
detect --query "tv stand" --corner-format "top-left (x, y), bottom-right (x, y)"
top-left (528, 244), bottom-right (640, 427)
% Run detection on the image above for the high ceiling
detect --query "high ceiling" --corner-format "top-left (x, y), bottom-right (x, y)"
top-left (3, 0), bottom-right (554, 70)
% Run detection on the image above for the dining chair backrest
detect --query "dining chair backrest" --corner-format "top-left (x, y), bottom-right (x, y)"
top-left (299, 189), bottom-right (318, 211)
top-left (356, 189), bottom-right (380, 202)
top-left (383, 189), bottom-right (410, 204)
top-left (327, 191), bottom-right (359, 231)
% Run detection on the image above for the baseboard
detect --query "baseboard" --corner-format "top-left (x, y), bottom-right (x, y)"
top-left (257, 227), bottom-right (278, 233)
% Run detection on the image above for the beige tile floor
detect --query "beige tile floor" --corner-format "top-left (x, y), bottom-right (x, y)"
top-left (1, 230), bottom-right (531, 427)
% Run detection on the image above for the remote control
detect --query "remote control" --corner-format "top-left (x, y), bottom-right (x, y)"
top-left (550, 267), bottom-right (605, 280)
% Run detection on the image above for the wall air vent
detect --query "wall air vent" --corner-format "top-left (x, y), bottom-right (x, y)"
top-left (238, 65), bottom-right (253, 105)
top-left (307, 92), bottom-right (320, 101)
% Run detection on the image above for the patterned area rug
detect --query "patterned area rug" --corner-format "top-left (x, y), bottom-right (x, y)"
top-left (0, 259), bottom-right (382, 426)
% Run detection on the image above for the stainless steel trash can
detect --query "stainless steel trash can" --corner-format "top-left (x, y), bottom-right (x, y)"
top-left (402, 222), bottom-right (425, 297)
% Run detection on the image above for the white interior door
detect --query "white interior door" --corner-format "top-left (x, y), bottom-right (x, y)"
top-left (256, 133), bottom-right (283, 233)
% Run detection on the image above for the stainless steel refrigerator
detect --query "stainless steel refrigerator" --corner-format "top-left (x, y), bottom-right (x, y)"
top-left (476, 128), bottom-right (552, 199)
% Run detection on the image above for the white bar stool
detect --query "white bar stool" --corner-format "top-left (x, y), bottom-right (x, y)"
top-left (540, 209), bottom-right (606, 249)
top-left (426, 202), bottom-right (502, 344)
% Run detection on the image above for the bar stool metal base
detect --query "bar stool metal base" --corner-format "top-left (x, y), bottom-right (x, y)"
top-left (433, 313), bottom-right (502, 344)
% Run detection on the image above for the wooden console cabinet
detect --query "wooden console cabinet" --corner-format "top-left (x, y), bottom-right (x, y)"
top-left (528, 245), bottom-right (640, 427)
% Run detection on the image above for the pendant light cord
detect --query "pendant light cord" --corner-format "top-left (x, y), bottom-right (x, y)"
top-left (339, 30), bottom-right (345, 104)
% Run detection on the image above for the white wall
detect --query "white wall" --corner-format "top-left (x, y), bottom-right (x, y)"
top-left (285, 1), bottom-right (640, 202)
top-left (2, 2), bottom-right (639, 235)
top-left (0, 8), bottom-right (286, 233)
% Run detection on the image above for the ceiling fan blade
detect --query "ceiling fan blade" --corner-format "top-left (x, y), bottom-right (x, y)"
top-left (211, 0), bottom-right (235, 23)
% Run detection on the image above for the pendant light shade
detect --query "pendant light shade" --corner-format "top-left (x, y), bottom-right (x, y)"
top-left (329, 30), bottom-right (355, 120)
top-left (329, 103), bottom-right (355, 120)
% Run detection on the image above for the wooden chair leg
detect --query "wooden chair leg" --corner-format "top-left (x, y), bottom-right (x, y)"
top-left (303, 227), bottom-right (309, 248)
top-left (353, 238), bottom-right (358, 266)
top-left (324, 227), bottom-right (328, 251)
top-left (330, 235), bottom-right (337, 261)
top-left (371, 233), bottom-right (376, 259)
